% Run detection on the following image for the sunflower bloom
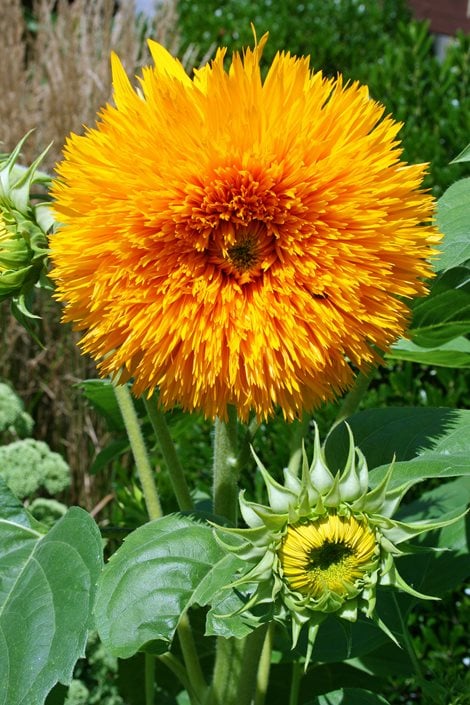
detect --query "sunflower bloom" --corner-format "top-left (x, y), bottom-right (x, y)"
top-left (215, 425), bottom-right (463, 660)
top-left (280, 514), bottom-right (377, 597)
top-left (49, 36), bottom-right (439, 420)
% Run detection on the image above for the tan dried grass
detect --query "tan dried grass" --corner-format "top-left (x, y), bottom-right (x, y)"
top-left (0, 0), bottom-right (185, 507)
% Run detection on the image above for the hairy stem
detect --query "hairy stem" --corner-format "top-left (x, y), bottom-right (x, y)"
top-left (289, 661), bottom-right (303, 705)
top-left (287, 412), bottom-right (311, 476)
top-left (212, 405), bottom-right (239, 523)
top-left (144, 653), bottom-right (155, 705)
top-left (334, 369), bottom-right (374, 426)
top-left (143, 396), bottom-right (193, 512)
top-left (177, 612), bottom-right (208, 702)
top-left (254, 623), bottom-right (274, 705)
top-left (115, 385), bottom-right (205, 701)
top-left (158, 652), bottom-right (200, 704)
top-left (392, 593), bottom-right (425, 682)
top-left (208, 625), bottom-right (269, 705)
top-left (114, 383), bottom-right (162, 520)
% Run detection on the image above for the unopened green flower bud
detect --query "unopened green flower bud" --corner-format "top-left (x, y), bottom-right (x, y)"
top-left (215, 423), bottom-right (466, 666)
top-left (0, 206), bottom-right (48, 300)
top-left (0, 133), bottom-right (53, 310)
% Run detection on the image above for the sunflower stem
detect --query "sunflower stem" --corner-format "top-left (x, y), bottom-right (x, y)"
top-left (287, 412), bottom-right (311, 476)
top-left (254, 623), bottom-right (274, 705)
top-left (113, 384), bottom-right (163, 704)
top-left (113, 383), bottom-right (163, 520)
top-left (115, 385), bottom-right (205, 701)
top-left (392, 593), bottom-right (425, 683)
top-left (177, 612), bottom-right (208, 702)
top-left (145, 653), bottom-right (155, 705)
top-left (289, 661), bottom-right (303, 705)
top-left (334, 369), bottom-right (374, 425)
top-left (143, 396), bottom-right (194, 512)
top-left (212, 405), bottom-right (239, 523)
top-left (158, 652), bottom-right (200, 704)
top-left (208, 625), bottom-right (268, 705)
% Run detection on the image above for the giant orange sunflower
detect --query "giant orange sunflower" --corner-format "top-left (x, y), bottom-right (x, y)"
top-left (49, 35), bottom-right (439, 421)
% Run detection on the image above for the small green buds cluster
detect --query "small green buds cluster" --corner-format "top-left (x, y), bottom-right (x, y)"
top-left (0, 133), bottom-right (53, 314)
top-left (215, 425), bottom-right (464, 664)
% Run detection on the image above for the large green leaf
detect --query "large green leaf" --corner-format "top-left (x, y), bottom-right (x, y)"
top-left (450, 143), bottom-right (470, 164)
top-left (435, 177), bottom-right (470, 271)
top-left (393, 477), bottom-right (470, 595)
top-left (370, 453), bottom-right (470, 490)
top-left (0, 475), bottom-right (36, 528)
top-left (94, 514), bottom-right (246, 657)
top-left (0, 507), bottom-right (103, 705)
top-left (307, 688), bottom-right (390, 704)
top-left (387, 336), bottom-right (470, 368)
top-left (265, 661), bottom-right (385, 704)
top-left (409, 267), bottom-right (470, 346)
top-left (309, 616), bottom-right (387, 663)
top-left (326, 407), bottom-right (470, 471)
top-left (78, 379), bottom-right (127, 432)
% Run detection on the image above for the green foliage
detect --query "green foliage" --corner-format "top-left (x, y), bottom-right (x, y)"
top-left (389, 158), bottom-right (470, 372)
top-left (178, 0), bottom-right (411, 76)
top-left (0, 438), bottom-right (70, 499)
top-left (0, 381), bottom-right (34, 440)
top-left (435, 176), bottom-right (470, 271)
top-left (0, 506), bottom-right (103, 705)
top-left (94, 514), bottom-right (248, 658)
top-left (28, 497), bottom-right (67, 528)
top-left (178, 0), bottom-right (469, 195)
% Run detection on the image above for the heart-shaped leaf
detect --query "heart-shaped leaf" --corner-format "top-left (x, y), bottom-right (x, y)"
top-left (94, 514), bottom-right (246, 657)
top-left (0, 507), bottom-right (103, 705)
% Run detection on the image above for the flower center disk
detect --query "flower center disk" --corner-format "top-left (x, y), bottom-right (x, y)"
top-left (279, 513), bottom-right (377, 598)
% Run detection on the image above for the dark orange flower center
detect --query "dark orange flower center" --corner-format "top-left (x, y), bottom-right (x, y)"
top-left (207, 221), bottom-right (277, 284)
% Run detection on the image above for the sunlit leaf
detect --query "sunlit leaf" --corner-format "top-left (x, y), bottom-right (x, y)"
top-left (409, 267), bottom-right (470, 346)
top-left (435, 178), bottom-right (470, 271)
top-left (450, 143), bottom-right (470, 164)
top-left (387, 336), bottom-right (470, 368)
top-left (94, 514), bottom-right (247, 657)
top-left (0, 508), bottom-right (103, 705)
top-left (307, 688), bottom-right (390, 704)
top-left (326, 407), bottom-right (470, 471)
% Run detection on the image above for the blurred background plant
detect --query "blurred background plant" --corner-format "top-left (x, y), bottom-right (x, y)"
top-left (1, 1), bottom-right (469, 703)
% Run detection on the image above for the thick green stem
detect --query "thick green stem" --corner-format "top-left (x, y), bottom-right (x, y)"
top-left (158, 653), bottom-right (199, 704)
top-left (208, 625), bottom-right (268, 705)
top-left (287, 412), bottom-right (310, 476)
top-left (254, 623), bottom-right (274, 705)
top-left (145, 653), bottom-right (155, 705)
top-left (210, 409), bottom-right (268, 705)
top-left (392, 594), bottom-right (424, 682)
top-left (115, 385), bottom-right (205, 700)
top-left (143, 396), bottom-right (194, 512)
top-left (177, 612), bottom-right (208, 702)
top-left (334, 370), bottom-right (374, 426)
top-left (114, 384), bottom-right (162, 520)
top-left (114, 385), bottom-right (162, 705)
top-left (288, 661), bottom-right (303, 705)
top-left (212, 406), bottom-right (239, 523)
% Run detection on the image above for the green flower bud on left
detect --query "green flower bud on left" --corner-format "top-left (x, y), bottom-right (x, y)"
top-left (0, 132), bottom-right (53, 311)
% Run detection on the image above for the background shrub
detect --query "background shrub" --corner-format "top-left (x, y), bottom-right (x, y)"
top-left (177, 0), bottom-right (469, 194)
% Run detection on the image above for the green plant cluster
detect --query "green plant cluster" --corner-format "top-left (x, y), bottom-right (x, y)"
top-left (0, 438), bottom-right (70, 500)
top-left (0, 380), bottom-right (34, 440)
top-left (0, 382), bottom-right (70, 504)
top-left (177, 0), bottom-right (469, 194)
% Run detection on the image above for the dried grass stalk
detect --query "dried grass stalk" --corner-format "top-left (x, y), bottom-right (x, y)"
top-left (0, 0), bottom-right (184, 507)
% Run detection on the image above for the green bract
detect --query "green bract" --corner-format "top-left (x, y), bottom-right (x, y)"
top-left (215, 425), bottom-right (464, 663)
top-left (0, 133), bottom-right (53, 313)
